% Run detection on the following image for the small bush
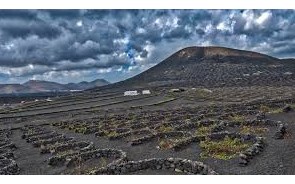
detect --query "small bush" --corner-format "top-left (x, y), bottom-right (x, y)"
top-left (228, 114), bottom-right (245, 122)
top-left (260, 105), bottom-right (284, 114)
top-left (200, 136), bottom-right (250, 160)
top-left (269, 108), bottom-right (283, 114)
top-left (158, 137), bottom-right (185, 150)
top-left (240, 126), bottom-right (268, 136)
top-left (74, 127), bottom-right (87, 134)
top-left (195, 125), bottom-right (214, 136)
top-left (157, 125), bottom-right (174, 133)
top-left (106, 131), bottom-right (119, 137)
top-left (158, 139), bottom-right (174, 149)
top-left (259, 105), bottom-right (271, 113)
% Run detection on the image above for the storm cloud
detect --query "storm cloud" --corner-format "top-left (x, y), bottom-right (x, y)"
top-left (0, 9), bottom-right (294, 84)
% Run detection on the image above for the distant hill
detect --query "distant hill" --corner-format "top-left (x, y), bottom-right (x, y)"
top-left (0, 79), bottom-right (110, 94)
top-left (65, 79), bottom-right (110, 90)
top-left (93, 46), bottom-right (295, 91)
top-left (0, 84), bottom-right (34, 94)
top-left (23, 80), bottom-right (68, 92)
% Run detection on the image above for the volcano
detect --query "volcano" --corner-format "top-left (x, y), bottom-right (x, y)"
top-left (96, 46), bottom-right (295, 91)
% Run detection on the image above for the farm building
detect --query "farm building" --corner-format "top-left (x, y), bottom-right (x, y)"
top-left (284, 72), bottom-right (293, 75)
top-left (124, 90), bottom-right (139, 96)
top-left (46, 98), bottom-right (53, 102)
top-left (142, 90), bottom-right (151, 95)
top-left (169, 88), bottom-right (185, 93)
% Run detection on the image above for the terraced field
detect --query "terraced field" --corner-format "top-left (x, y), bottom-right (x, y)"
top-left (0, 85), bottom-right (294, 175)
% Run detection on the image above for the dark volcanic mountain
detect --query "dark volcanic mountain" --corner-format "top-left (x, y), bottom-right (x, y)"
top-left (65, 79), bottom-right (110, 90)
top-left (96, 46), bottom-right (295, 91)
top-left (0, 79), bottom-right (110, 94)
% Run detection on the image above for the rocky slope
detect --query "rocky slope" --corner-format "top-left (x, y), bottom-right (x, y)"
top-left (95, 46), bottom-right (295, 91)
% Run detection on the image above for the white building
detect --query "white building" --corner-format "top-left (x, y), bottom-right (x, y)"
top-left (142, 90), bottom-right (151, 95)
top-left (253, 71), bottom-right (263, 76)
top-left (284, 72), bottom-right (293, 75)
top-left (169, 88), bottom-right (184, 92)
top-left (124, 90), bottom-right (139, 96)
top-left (46, 98), bottom-right (53, 102)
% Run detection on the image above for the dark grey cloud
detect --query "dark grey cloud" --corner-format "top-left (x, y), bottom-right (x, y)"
top-left (0, 10), bottom-right (37, 20)
top-left (0, 9), bottom-right (294, 84)
top-left (0, 19), bottom-right (62, 39)
top-left (45, 10), bottom-right (84, 19)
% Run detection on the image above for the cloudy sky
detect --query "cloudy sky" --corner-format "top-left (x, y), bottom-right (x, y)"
top-left (0, 9), bottom-right (294, 84)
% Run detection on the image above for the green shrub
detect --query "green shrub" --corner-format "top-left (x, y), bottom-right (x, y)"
top-left (106, 131), bottom-right (119, 137)
top-left (157, 125), bottom-right (174, 133)
top-left (195, 125), bottom-right (214, 136)
top-left (228, 114), bottom-right (246, 122)
top-left (240, 126), bottom-right (268, 136)
top-left (200, 136), bottom-right (250, 160)
top-left (158, 139), bottom-right (174, 149)
top-left (259, 105), bottom-right (271, 113)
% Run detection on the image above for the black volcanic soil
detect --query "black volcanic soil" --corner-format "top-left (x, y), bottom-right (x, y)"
top-left (1, 87), bottom-right (294, 175)
top-left (10, 129), bottom-right (64, 175)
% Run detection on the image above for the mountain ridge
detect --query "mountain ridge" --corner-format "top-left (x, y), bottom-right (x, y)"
top-left (0, 79), bottom-right (110, 94)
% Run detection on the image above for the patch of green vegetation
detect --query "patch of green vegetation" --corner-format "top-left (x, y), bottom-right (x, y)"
top-left (240, 126), bottom-right (268, 136)
top-left (100, 157), bottom-right (108, 168)
top-left (200, 136), bottom-right (250, 160)
top-left (158, 139), bottom-right (174, 149)
top-left (57, 149), bottom-right (76, 156)
top-left (228, 114), bottom-right (246, 122)
top-left (106, 131), bottom-right (119, 137)
top-left (157, 125), bottom-right (174, 133)
top-left (259, 105), bottom-right (271, 113)
top-left (195, 125), bottom-right (215, 136)
top-left (158, 137), bottom-right (186, 150)
top-left (74, 127), bottom-right (87, 134)
top-left (66, 124), bottom-right (76, 130)
top-left (259, 105), bottom-right (284, 114)
top-left (127, 114), bottom-right (137, 121)
top-left (268, 108), bottom-right (283, 114)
